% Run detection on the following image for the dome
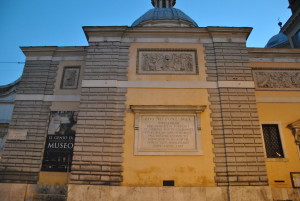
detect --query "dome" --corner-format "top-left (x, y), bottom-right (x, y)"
top-left (265, 32), bottom-right (289, 48)
top-left (132, 8), bottom-right (198, 27)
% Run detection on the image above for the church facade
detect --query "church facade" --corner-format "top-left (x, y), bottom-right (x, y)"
top-left (0, 0), bottom-right (300, 200)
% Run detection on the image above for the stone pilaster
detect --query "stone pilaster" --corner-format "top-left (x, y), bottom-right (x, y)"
top-left (205, 42), bottom-right (268, 186)
top-left (0, 60), bottom-right (58, 183)
top-left (70, 42), bottom-right (130, 185)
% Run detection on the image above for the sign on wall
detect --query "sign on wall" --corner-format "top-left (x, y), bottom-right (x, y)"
top-left (42, 111), bottom-right (77, 172)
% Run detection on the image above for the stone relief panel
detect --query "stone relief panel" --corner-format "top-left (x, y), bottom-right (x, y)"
top-left (254, 70), bottom-right (300, 90)
top-left (61, 67), bottom-right (80, 89)
top-left (137, 49), bottom-right (198, 74)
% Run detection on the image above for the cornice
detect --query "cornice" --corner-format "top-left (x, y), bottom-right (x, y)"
top-left (248, 47), bottom-right (300, 63)
top-left (83, 26), bottom-right (252, 43)
top-left (20, 46), bottom-right (87, 57)
top-left (281, 7), bottom-right (300, 34)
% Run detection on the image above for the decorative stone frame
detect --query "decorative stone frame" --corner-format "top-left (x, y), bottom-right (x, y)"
top-left (253, 69), bottom-right (300, 91)
top-left (260, 122), bottom-right (288, 161)
top-left (136, 49), bottom-right (198, 75)
top-left (287, 119), bottom-right (300, 158)
top-left (290, 172), bottom-right (300, 188)
top-left (130, 105), bottom-right (206, 156)
top-left (60, 66), bottom-right (80, 89)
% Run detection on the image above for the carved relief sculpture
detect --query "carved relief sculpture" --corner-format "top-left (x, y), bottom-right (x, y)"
top-left (137, 49), bottom-right (198, 74)
top-left (61, 67), bottom-right (80, 89)
top-left (254, 70), bottom-right (300, 90)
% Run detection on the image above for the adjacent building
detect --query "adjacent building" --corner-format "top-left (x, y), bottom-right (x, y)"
top-left (0, 0), bottom-right (300, 200)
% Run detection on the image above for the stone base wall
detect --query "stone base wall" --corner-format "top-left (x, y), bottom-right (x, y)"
top-left (68, 185), bottom-right (300, 201)
top-left (0, 182), bottom-right (300, 201)
top-left (0, 183), bottom-right (67, 201)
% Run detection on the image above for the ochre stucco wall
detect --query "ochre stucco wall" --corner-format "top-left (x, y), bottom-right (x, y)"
top-left (122, 42), bottom-right (216, 187)
top-left (256, 91), bottom-right (300, 188)
top-left (122, 88), bottom-right (215, 187)
top-left (39, 172), bottom-right (70, 185)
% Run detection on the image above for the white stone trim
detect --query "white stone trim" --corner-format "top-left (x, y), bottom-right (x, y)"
top-left (52, 56), bottom-right (86, 61)
top-left (89, 36), bottom-right (213, 44)
top-left (82, 80), bottom-right (118, 88)
top-left (82, 80), bottom-right (256, 89)
top-left (26, 56), bottom-right (53, 61)
top-left (218, 81), bottom-right (255, 88)
top-left (256, 97), bottom-right (300, 103)
top-left (15, 95), bottom-right (81, 102)
top-left (249, 58), bottom-right (300, 62)
top-left (82, 80), bottom-right (218, 88)
top-left (26, 56), bottom-right (85, 61)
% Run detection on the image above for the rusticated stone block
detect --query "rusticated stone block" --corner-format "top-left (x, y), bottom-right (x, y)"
top-left (205, 43), bottom-right (268, 187)
top-left (70, 42), bottom-right (130, 185)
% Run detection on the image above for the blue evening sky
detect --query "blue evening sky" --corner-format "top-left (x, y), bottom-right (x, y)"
top-left (0, 0), bottom-right (291, 85)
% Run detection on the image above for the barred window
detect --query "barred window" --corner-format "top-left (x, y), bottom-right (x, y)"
top-left (262, 124), bottom-right (284, 158)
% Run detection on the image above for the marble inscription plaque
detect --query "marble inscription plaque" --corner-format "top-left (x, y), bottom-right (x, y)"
top-left (137, 49), bottom-right (198, 74)
top-left (140, 115), bottom-right (196, 151)
top-left (135, 114), bottom-right (202, 155)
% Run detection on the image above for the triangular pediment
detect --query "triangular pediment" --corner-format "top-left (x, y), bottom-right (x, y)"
top-left (288, 119), bottom-right (300, 129)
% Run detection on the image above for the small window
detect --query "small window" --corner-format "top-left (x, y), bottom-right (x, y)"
top-left (262, 124), bottom-right (284, 158)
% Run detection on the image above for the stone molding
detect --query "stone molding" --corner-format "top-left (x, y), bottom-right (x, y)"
top-left (15, 95), bottom-right (81, 102)
top-left (83, 26), bottom-right (252, 43)
top-left (256, 97), bottom-right (300, 103)
top-left (82, 80), bottom-right (255, 89)
top-left (130, 105), bottom-right (206, 113)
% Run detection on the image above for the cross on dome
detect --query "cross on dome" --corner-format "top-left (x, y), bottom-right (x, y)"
top-left (151, 0), bottom-right (176, 8)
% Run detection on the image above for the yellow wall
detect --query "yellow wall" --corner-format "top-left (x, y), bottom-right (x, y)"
top-left (256, 91), bottom-right (300, 188)
top-left (39, 172), bottom-right (70, 185)
top-left (122, 89), bottom-right (216, 187)
top-left (122, 43), bottom-right (216, 187)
